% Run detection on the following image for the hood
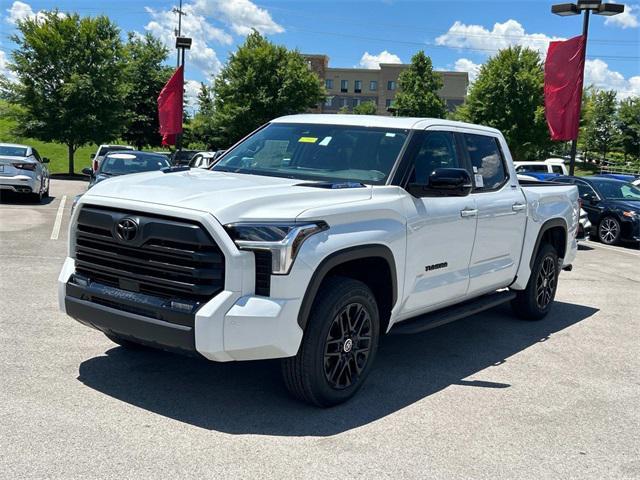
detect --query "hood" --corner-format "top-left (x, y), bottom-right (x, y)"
top-left (83, 168), bottom-right (373, 224)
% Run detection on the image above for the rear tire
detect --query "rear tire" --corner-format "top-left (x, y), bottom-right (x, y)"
top-left (511, 243), bottom-right (559, 321)
top-left (105, 333), bottom-right (147, 350)
top-left (281, 276), bottom-right (380, 407)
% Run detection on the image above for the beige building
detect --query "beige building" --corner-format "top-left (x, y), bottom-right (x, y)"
top-left (304, 54), bottom-right (468, 116)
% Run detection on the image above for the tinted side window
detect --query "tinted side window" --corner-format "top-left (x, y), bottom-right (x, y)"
top-left (575, 181), bottom-right (596, 198)
top-left (32, 148), bottom-right (42, 161)
top-left (551, 165), bottom-right (564, 174)
top-left (409, 131), bottom-right (461, 184)
top-left (464, 133), bottom-right (507, 191)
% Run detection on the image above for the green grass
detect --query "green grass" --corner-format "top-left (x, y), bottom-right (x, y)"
top-left (0, 115), bottom-right (97, 174)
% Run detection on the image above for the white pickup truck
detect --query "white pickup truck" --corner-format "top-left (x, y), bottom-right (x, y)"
top-left (59, 115), bottom-right (579, 407)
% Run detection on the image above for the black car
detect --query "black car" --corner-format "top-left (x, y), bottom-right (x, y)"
top-left (82, 151), bottom-right (170, 189)
top-left (551, 176), bottom-right (640, 245)
top-left (170, 149), bottom-right (199, 166)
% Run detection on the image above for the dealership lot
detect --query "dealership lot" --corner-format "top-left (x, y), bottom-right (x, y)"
top-left (1, 179), bottom-right (638, 479)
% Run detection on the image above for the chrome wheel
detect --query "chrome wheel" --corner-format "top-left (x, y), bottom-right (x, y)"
top-left (535, 256), bottom-right (556, 309)
top-left (599, 218), bottom-right (619, 245)
top-left (323, 302), bottom-right (372, 390)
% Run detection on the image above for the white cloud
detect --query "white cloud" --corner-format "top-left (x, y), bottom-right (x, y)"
top-left (5, 1), bottom-right (64, 24)
top-left (0, 48), bottom-right (16, 82)
top-left (358, 50), bottom-right (402, 69)
top-left (145, 4), bottom-right (228, 77)
top-left (184, 79), bottom-right (202, 112)
top-left (193, 0), bottom-right (283, 35)
top-left (604, 3), bottom-right (639, 29)
top-left (436, 19), bottom-right (564, 56)
top-left (454, 58), bottom-right (481, 82)
top-left (585, 59), bottom-right (640, 99)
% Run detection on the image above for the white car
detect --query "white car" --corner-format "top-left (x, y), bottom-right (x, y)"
top-left (91, 144), bottom-right (134, 172)
top-left (0, 143), bottom-right (50, 202)
top-left (59, 115), bottom-right (579, 406)
top-left (632, 178), bottom-right (640, 187)
top-left (514, 159), bottom-right (568, 176)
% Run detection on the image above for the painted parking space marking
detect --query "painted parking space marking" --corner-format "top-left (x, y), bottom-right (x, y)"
top-left (50, 195), bottom-right (67, 240)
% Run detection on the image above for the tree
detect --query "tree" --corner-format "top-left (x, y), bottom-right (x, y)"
top-left (583, 90), bottom-right (618, 161)
top-left (455, 46), bottom-right (551, 161)
top-left (393, 51), bottom-right (446, 118)
top-left (188, 82), bottom-right (218, 149)
top-left (122, 33), bottom-right (173, 150)
top-left (616, 97), bottom-right (640, 160)
top-left (8, 12), bottom-right (127, 174)
top-left (212, 31), bottom-right (324, 146)
top-left (352, 101), bottom-right (377, 115)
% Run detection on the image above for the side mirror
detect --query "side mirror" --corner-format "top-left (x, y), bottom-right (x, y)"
top-left (81, 167), bottom-right (93, 176)
top-left (90, 153), bottom-right (96, 160)
top-left (42, 157), bottom-right (50, 163)
top-left (408, 168), bottom-right (473, 198)
top-left (582, 192), bottom-right (598, 203)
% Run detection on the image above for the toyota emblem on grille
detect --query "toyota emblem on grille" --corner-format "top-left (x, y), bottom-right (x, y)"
top-left (115, 218), bottom-right (138, 241)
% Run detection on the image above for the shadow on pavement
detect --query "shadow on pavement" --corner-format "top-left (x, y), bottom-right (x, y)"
top-left (78, 301), bottom-right (598, 437)
top-left (0, 192), bottom-right (56, 205)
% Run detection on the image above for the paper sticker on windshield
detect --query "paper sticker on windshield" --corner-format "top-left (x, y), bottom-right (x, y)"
top-left (298, 137), bottom-right (318, 143)
top-left (475, 174), bottom-right (484, 188)
top-left (385, 133), bottom-right (396, 137)
top-left (318, 136), bottom-right (332, 146)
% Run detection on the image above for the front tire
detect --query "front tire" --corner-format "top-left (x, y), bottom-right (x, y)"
top-left (281, 276), bottom-right (380, 407)
top-left (511, 243), bottom-right (559, 321)
top-left (598, 216), bottom-right (621, 245)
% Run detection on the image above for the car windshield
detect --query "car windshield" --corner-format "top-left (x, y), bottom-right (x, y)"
top-left (0, 146), bottom-right (28, 157)
top-left (99, 152), bottom-right (170, 175)
top-left (212, 123), bottom-right (409, 184)
top-left (99, 146), bottom-right (130, 156)
top-left (591, 179), bottom-right (640, 200)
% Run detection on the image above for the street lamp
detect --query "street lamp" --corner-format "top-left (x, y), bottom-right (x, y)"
top-left (551, 0), bottom-right (625, 175)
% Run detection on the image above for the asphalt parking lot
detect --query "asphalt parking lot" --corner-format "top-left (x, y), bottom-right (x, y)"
top-left (1, 179), bottom-right (639, 479)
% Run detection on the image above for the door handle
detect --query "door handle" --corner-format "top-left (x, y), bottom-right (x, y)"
top-left (512, 202), bottom-right (526, 212)
top-left (460, 208), bottom-right (478, 218)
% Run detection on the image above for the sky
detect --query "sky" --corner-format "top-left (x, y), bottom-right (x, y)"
top-left (1, 0), bottom-right (639, 107)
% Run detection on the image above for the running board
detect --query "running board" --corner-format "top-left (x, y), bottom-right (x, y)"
top-left (390, 290), bottom-right (517, 335)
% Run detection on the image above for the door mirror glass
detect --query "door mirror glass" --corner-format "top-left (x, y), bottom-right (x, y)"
top-left (81, 167), bottom-right (93, 176)
top-left (42, 157), bottom-right (50, 163)
top-left (408, 168), bottom-right (473, 198)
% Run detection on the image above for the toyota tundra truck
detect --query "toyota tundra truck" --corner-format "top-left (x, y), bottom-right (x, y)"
top-left (58, 115), bottom-right (579, 407)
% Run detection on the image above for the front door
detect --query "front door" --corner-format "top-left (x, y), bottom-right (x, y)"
top-left (462, 133), bottom-right (527, 294)
top-left (400, 129), bottom-right (477, 316)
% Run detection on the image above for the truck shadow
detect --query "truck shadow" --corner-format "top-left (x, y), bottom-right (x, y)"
top-left (77, 301), bottom-right (598, 437)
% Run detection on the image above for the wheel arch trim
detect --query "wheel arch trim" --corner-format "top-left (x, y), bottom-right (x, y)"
top-left (529, 217), bottom-right (568, 268)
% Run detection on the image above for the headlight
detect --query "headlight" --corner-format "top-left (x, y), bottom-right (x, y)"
top-left (623, 210), bottom-right (638, 219)
top-left (224, 221), bottom-right (328, 275)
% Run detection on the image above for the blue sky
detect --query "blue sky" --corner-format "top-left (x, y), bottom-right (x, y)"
top-left (1, 0), bottom-right (639, 104)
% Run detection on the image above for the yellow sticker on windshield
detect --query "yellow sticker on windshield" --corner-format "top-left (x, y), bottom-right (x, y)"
top-left (298, 137), bottom-right (318, 143)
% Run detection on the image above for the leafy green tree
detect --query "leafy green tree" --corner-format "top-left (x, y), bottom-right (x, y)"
top-left (616, 97), bottom-right (640, 160)
top-left (198, 83), bottom-right (215, 117)
top-left (212, 31), bottom-right (324, 146)
top-left (583, 90), bottom-right (618, 161)
top-left (393, 51), bottom-right (446, 118)
top-left (455, 46), bottom-right (551, 161)
top-left (8, 12), bottom-right (126, 174)
top-left (352, 101), bottom-right (377, 115)
top-left (122, 33), bottom-right (173, 150)
top-left (338, 105), bottom-right (350, 114)
top-left (187, 82), bottom-right (219, 149)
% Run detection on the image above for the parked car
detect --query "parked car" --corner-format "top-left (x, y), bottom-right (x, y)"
top-left (551, 176), bottom-right (640, 245)
top-left (633, 178), bottom-right (640, 187)
top-left (189, 150), bottom-right (226, 169)
top-left (595, 173), bottom-right (640, 183)
top-left (60, 115), bottom-right (579, 407)
top-left (91, 144), bottom-right (134, 172)
top-left (0, 143), bottom-right (50, 202)
top-left (514, 159), bottom-right (568, 181)
top-left (171, 149), bottom-right (199, 166)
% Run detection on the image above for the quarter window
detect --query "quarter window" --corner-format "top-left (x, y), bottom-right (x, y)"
top-left (463, 133), bottom-right (508, 191)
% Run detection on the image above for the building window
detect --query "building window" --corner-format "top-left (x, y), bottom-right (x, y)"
top-left (369, 80), bottom-right (377, 91)
top-left (325, 79), bottom-right (333, 90)
top-left (385, 99), bottom-right (393, 108)
top-left (354, 80), bottom-right (362, 93)
top-left (324, 96), bottom-right (333, 107)
top-left (387, 80), bottom-right (396, 91)
top-left (353, 98), bottom-right (361, 107)
top-left (341, 80), bottom-right (348, 93)
top-left (342, 97), bottom-right (348, 107)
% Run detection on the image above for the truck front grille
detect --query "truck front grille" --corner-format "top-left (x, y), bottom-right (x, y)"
top-left (74, 205), bottom-right (224, 305)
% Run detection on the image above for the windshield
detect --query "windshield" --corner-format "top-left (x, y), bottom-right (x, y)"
top-left (99, 152), bottom-right (170, 175)
top-left (98, 146), bottom-right (130, 157)
top-left (591, 179), bottom-right (640, 200)
top-left (212, 123), bottom-right (409, 184)
top-left (0, 146), bottom-right (27, 157)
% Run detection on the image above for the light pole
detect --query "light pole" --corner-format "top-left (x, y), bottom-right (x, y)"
top-left (551, 0), bottom-right (624, 175)
top-left (175, 36), bottom-right (192, 151)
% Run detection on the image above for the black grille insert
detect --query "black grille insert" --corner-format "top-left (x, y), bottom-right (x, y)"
top-left (74, 205), bottom-right (225, 307)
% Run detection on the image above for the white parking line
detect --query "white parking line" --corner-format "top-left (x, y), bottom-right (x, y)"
top-left (50, 195), bottom-right (67, 240)
top-left (583, 240), bottom-right (640, 257)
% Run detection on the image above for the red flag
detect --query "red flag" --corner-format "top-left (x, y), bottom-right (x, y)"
top-left (544, 35), bottom-right (586, 141)
top-left (158, 66), bottom-right (184, 146)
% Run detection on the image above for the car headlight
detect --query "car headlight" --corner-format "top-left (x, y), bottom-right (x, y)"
top-left (623, 210), bottom-right (638, 219)
top-left (224, 221), bottom-right (328, 275)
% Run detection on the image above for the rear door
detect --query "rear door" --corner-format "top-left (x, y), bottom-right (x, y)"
top-left (462, 132), bottom-right (527, 295)
top-left (400, 129), bottom-right (478, 315)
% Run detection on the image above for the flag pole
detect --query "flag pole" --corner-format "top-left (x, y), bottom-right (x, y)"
top-left (568, 9), bottom-right (590, 176)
